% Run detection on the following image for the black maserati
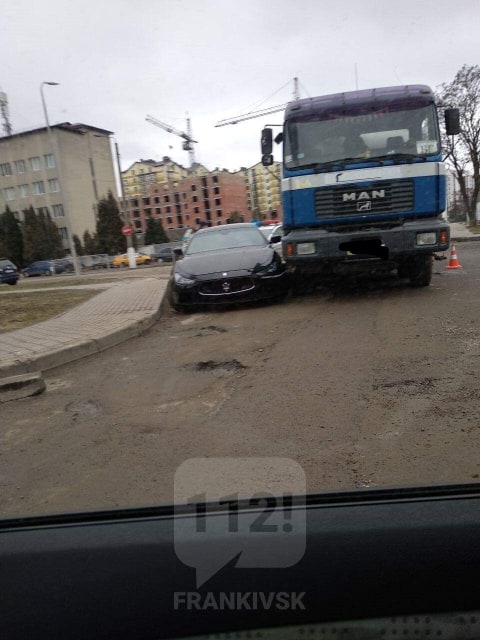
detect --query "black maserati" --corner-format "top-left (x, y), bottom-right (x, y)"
top-left (168, 223), bottom-right (289, 312)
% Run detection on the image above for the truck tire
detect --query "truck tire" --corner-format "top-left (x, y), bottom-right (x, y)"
top-left (408, 255), bottom-right (433, 287)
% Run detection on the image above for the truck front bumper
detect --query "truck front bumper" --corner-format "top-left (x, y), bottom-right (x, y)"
top-left (283, 219), bottom-right (450, 266)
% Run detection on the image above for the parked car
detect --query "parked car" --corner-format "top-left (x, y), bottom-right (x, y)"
top-left (112, 253), bottom-right (152, 267)
top-left (153, 243), bottom-right (182, 263)
top-left (258, 223), bottom-right (284, 259)
top-left (23, 260), bottom-right (66, 277)
top-left (55, 257), bottom-right (79, 273)
top-left (0, 258), bottom-right (20, 285)
top-left (168, 223), bottom-right (288, 312)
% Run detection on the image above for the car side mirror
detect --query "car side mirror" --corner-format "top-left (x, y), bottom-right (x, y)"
top-left (445, 108), bottom-right (460, 136)
top-left (173, 248), bottom-right (183, 258)
top-left (270, 235), bottom-right (282, 244)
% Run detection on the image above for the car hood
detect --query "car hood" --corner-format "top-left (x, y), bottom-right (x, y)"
top-left (176, 246), bottom-right (275, 277)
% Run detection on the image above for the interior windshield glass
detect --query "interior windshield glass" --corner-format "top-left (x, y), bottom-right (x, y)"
top-left (284, 104), bottom-right (440, 169)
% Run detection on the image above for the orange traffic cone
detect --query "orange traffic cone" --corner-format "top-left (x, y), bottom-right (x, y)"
top-left (446, 243), bottom-right (463, 269)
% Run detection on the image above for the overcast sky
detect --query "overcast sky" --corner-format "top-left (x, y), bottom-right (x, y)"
top-left (2, 0), bottom-right (479, 172)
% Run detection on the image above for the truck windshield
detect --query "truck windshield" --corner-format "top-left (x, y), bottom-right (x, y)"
top-left (284, 103), bottom-right (440, 170)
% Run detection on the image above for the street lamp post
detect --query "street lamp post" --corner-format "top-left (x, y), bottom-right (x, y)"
top-left (40, 81), bottom-right (81, 279)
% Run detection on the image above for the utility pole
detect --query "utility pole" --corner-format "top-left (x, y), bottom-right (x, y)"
top-left (40, 81), bottom-right (81, 279)
top-left (114, 141), bottom-right (136, 268)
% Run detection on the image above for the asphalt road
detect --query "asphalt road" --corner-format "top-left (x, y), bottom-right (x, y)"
top-left (2, 244), bottom-right (480, 516)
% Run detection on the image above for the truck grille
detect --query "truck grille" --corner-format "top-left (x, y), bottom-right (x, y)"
top-left (315, 180), bottom-right (414, 217)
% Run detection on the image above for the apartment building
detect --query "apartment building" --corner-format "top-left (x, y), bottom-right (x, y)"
top-left (122, 157), bottom-right (192, 199)
top-left (124, 163), bottom-right (250, 231)
top-left (0, 123), bottom-right (116, 246)
top-left (245, 161), bottom-right (283, 220)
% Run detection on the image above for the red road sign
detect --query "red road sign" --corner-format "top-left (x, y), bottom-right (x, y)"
top-left (122, 225), bottom-right (133, 236)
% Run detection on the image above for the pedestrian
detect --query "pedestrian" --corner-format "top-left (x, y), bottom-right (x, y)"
top-left (182, 226), bottom-right (194, 253)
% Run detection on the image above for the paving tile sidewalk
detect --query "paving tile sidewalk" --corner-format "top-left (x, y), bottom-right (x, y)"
top-left (0, 277), bottom-right (168, 377)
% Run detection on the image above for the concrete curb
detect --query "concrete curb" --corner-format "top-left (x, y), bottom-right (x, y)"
top-left (451, 236), bottom-right (480, 243)
top-left (0, 372), bottom-right (46, 403)
top-left (0, 282), bottom-right (169, 378)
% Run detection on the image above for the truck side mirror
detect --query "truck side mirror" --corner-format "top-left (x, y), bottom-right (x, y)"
top-left (445, 108), bottom-right (460, 136)
top-left (261, 128), bottom-right (273, 155)
top-left (274, 132), bottom-right (283, 144)
top-left (262, 154), bottom-right (274, 167)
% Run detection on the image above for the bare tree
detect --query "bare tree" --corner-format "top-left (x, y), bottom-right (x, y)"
top-left (437, 65), bottom-right (480, 225)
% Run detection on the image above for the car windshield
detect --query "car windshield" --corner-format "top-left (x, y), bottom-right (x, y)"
top-left (0, 259), bottom-right (15, 268)
top-left (186, 227), bottom-right (267, 254)
top-left (3, 3), bottom-right (480, 613)
top-left (259, 226), bottom-right (275, 238)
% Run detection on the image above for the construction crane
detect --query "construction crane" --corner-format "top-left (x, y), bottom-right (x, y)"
top-left (0, 91), bottom-right (13, 136)
top-left (145, 113), bottom-right (197, 168)
top-left (215, 77), bottom-right (300, 128)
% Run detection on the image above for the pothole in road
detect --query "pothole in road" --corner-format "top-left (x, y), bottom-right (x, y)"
top-left (191, 359), bottom-right (247, 376)
top-left (65, 399), bottom-right (102, 420)
top-left (374, 377), bottom-right (437, 391)
top-left (194, 325), bottom-right (228, 337)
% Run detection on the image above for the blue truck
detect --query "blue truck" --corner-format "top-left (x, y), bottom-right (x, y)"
top-left (261, 85), bottom-right (460, 287)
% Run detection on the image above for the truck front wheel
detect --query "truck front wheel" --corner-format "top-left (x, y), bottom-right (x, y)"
top-left (403, 255), bottom-right (433, 287)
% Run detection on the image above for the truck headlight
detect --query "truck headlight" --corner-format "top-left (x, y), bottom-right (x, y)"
top-left (297, 242), bottom-right (316, 255)
top-left (416, 232), bottom-right (436, 246)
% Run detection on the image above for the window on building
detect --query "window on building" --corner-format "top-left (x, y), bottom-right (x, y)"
top-left (19, 184), bottom-right (29, 198)
top-left (192, 195), bottom-right (198, 202)
top-left (154, 197), bottom-right (160, 204)
top-left (216, 209), bottom-right (222, 217)
top-left (215, 198), bottom-right (221, 206)
top-left (194, 207), bottom-right (199, 214)
top-left (195, 217), bottom-right (201, 225)
top-left (58, 227), bottom-right (69, 240)
top-left (29, 157), bottom-right (41, 171)
top-left (4, 187), bottom-right (15, 201)
top-left (32, 181), bottom-right (45, 195)
top-left (201, 177), bottom-right (207, 187)
top-left (214, 186), bottom-right (220, 195)
top-left (52, 204), bottom-right (64, 218)
top-left (213, 175), bottom-right (218, 183)
top-left (143, 197), bottom-right (150, 205)
top-left (48, 178), bottom-right (60, 193)
top-left (14, 160), bottom-right (25, 174)
top-left (183, 192), bottom-right (187, 199)
top-left (185, 214), bottom-right (190, 220)
top-left (134, 220), bottom-right (142, 229)
top-left (166, 206), bottom-right (171, 213)
top-left (0, 162), bottom-right (12, 176)
top-left (191, 184), bottom-right (196, 191)
top-left (155, 207), bottom-right (161, 215)
top-left (164, 195), bottom-right (170, 203)
top-left (217, 221), bottom-right (222, 225)
top-left (44, 154), bottom-right (55, 169)
top-left (167, 216), bottom-right (173, 224)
